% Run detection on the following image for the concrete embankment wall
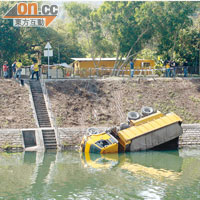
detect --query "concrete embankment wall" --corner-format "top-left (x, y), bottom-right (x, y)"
top-left (0, 129), bottom-right (24, 151)
top-left (0, 125), bottom-right (200, 152)
top-left (179, 124), bottom-right (200, 147)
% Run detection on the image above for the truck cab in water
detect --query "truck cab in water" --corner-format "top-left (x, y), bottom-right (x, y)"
top-left (80, 109), bottom-right (183, 154)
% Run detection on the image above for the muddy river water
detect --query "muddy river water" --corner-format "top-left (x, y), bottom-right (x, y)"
top-left (0, 148), bottom-right (200, 200)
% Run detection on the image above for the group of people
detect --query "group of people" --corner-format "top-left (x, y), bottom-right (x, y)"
top-left (2, 59), bottom-right (40, 80)
top-left (129, 58), bottom-right (189, 78)
top-left (165, 60), bottom-right (188, 78)
top-left (2, 60), bottom-right (23, 79)
top-left (165, 60), bottom-right (176, 77)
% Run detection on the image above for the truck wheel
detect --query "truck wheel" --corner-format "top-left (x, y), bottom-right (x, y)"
top-left (127, 111), bottom-right (140, 121)
top-left (141, 106), bottom-right (154, 116)
top-left (120, 123), bottom-right (129, 130)
top-left (87, 127), bottom-right (99, 136)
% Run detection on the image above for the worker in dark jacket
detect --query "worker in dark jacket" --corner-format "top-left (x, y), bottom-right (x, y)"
top-left (183, 61), bottom-right (188, 77)
top-left (130, 59), bottom-right (134, 78)
top-left (171, 61), bottom-right (176, 77)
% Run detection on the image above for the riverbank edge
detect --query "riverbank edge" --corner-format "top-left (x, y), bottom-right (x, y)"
top-left (0, 124), bottom-right (200, 152)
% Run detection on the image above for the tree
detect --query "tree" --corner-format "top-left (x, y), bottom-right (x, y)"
top-left (65, 2), bottom-right (111, 67)
top-left (0, 2), bottom-right (85, 68)
top-left (138, 2), bottom-right (198, 60)
top-left (0, 2), bottom-right (22, 64)
top-left (2, 1), bottom-right (197, 72)
top-left (99, 1), bottom-right (199, 75)
top-left (96, 1), bottom-right (151, 75)
top-left (175, 28), bottom-right (200, 73)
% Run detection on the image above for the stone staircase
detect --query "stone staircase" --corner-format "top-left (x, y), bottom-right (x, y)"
top-left (30, 80), bottom-right (57, 150)
top-left (42, 129), bottom-right (57, 150)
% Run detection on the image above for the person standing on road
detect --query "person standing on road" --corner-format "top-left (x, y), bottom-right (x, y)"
top-left (130, 59), bottom-right (134, 78)
top-left (15, 59), bottom-right (23, 79)
top-left (171, 61), bottom-right (176, 77)
top-left (12, 60), bottom-right (16, 78)
top-left (165, 61), bottom-right (170, 77)
top-left (3, 61), bottom-right (8, 78)
top-left (30, 64), bottom-right (34, 78)
top-left (31, 60), bottom-right (39, 80)
top-left (183, 61), bottom-right (188, 77)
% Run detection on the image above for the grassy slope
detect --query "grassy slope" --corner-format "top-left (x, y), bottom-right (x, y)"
top-left (0, 79), bottom-right (35, 128)
top-left (47, 78), bottom-right (200, 127)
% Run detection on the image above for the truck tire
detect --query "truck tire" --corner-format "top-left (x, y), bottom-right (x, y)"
top-left (87, 127), bottom-right (99, 136)
top-left (120, 123), bottom-right (129, 131)
top-left (141, 106), bottom-right (154, 116)
top-left (127, 111), bottom-right (140, 121)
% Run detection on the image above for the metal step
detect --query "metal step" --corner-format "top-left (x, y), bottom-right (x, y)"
top-left (43, 135), bottom-right (56, 138)
top-left (31, 91), bottom-right (43, 93)
top-left (32, 94), bottom-right (44, 97)
top-left (35, 105), bottom-right (47, 107)
top-left (43, 131), bottom-right (56, 134)
top-left (39, 123), bottom-right (51, 126)
top-left (43, 137), bottom-right (56, 140)
top-left (35, 106), bottom-right (48, 109)
top-left (37, 117), bottom-right (50, 120)
top-left (45, 143), bottom-right (57, 145)
top-left (37, 115), bottom-right (49, 118)
top-left (43, 133), bottom-right (56, 136)
top-left (39, 121), bottom-right (51, 124)
top-left (40, 126), bottom-right (52, 128)
top-left (43, 135), bottom-right (55, 138)
top-left (39, 124), bottom-right (51, 126)
top-left (35, 108), bottom-right (48, 110)
top-left (42, 129), bottom-right (55, 132)
top-left (45, 145), bottom-right (57, 149)
top-left (35, 107), bottom-right (47, 110)
top-left (35, 109), bottom-right (48, 111)
top-left (43, 138), bottom-right (56, 142)
top-left (37, 116), bottom-right (50, 119)
top-left (42, 130), bottom-right (56, 134)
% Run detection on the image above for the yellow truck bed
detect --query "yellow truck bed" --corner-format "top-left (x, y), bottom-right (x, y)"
top-left (118, 112), bottom-right (182, 151)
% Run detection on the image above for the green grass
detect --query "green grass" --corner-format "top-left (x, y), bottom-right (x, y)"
top-left (189, 96), bottom-right (200, 103)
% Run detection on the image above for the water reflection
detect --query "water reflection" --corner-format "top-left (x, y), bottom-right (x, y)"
top-left (0, 149), bottom-right (199, 200)
top-left (82, 151), bottom-right (183, 181)
top-left (81, 153), bottom-right (119, 169)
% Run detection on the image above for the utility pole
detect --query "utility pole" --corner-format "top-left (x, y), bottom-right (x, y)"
top-left (198, 16), bottom-right (200, 75)
top-left (44, 42), bottom-right (53, 79)
top-left (58, 44), bottom-right (60, 64)
top-left (199, 45), bottom-right (200, 75)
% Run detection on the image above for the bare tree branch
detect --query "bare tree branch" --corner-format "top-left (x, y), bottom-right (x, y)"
top-left (116, 27), bottom-right (149, 76)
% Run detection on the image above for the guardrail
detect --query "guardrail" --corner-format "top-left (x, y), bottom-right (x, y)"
top-left (72, 66), bottom-right (191, 78)
top-left (0, 66), bottom-right (197, 79)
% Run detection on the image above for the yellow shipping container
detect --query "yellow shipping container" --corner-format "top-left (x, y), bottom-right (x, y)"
top-left (72, 58), bottom-right (155, 77)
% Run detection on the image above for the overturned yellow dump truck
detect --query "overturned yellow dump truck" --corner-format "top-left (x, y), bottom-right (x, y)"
top-left (80, 108), bottom-right (183, 154)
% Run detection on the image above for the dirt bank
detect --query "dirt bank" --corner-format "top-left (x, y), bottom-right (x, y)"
top-left (46, 78), bottom-right (200, 127)
top-left (0, 79), bottom-right (35, 128)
